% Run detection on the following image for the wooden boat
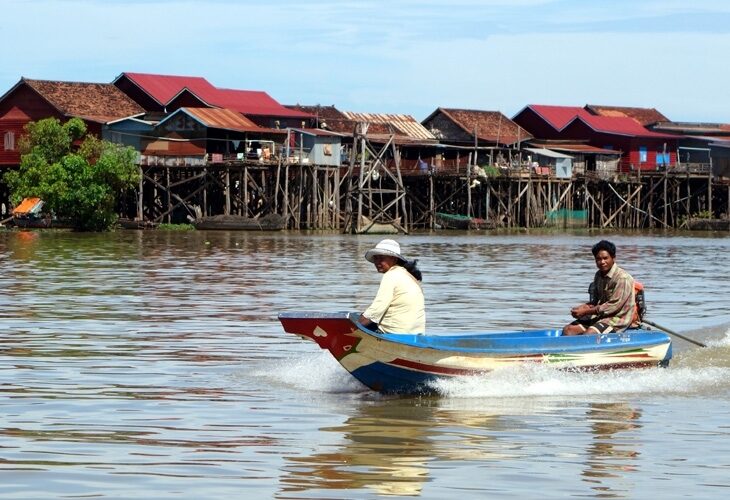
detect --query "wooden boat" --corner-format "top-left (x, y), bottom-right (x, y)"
top-left (435, 212), bottom-right (494, 230)
top-left (192, 213), bottom-right (287, 231)
top-left (686, 218), bottom-right (730, 231)
top-left (278, 311), bottom-right (673, 395)
top-left (11, 197), bottom-right (52, 228)
top-left (354, 215), bottom-right (402, 234)
top-left (117, 218), bottom-right (159, 230)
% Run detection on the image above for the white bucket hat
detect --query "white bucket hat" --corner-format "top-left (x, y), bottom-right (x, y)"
top-left (365, 239), bottom-right (406, 263)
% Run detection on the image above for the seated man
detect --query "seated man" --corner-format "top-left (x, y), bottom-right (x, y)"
top-left (563, 240), bottom-right (635, 336)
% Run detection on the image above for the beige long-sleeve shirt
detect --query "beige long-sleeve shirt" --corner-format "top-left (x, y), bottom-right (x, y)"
top-left (362, 266), bottom-right (426, 334)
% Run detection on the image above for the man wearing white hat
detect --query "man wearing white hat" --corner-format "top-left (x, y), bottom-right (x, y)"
top-left (358, 239), bottom-right (426, 334)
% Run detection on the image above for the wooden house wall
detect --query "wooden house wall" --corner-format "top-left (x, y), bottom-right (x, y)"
top-left (113, 77), bottom-right (164, 112)
top-left (711, 146), bottom-right (730, 177)
top-left (248, 116), bottom-right (304, 130)
top-left (422, 112), bottom-right (473, 143)
top-left (0, 86), bottom-right (62, 165)
top-left (512, 109), bottom-right (564, 140)
top-left (0, 117), bottom-right (25, 165)
top-left (141, 137), bottom-right (206, 156)
top-left (103, 121), bottom-right (155, 150)
top-left (166, 92), bottom-right (208, 112)
top-left (560, 122), bottom-right (677, 172)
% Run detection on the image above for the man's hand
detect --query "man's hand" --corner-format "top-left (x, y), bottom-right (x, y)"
top-left (571, 303), bottom-right (592, 319)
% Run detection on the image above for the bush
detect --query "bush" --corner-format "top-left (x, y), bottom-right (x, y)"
top-left (4, 118), bottom-right (140, 231)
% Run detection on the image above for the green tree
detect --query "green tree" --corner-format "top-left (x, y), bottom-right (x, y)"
top-left (4, 117), bottom-right (140, 231)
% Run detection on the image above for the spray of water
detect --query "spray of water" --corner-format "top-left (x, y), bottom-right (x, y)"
top-left (261, 335), bottom-right (730, 400)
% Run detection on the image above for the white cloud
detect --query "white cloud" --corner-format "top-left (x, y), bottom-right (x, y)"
top-left (1, 0), bottom-right (729, 122)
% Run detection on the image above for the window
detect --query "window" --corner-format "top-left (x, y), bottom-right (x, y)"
top-left (639, 146), bottom-right (647, 163)
top-left (656, 149), bottom-right (670, 166)
top-left (3, 131), bottom-right (15, 151)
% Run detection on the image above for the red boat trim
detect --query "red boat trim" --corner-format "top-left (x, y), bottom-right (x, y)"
top-left (390, 358), bottom-right (481, 375)
top-left (387, 356), bottom-right (660, 376)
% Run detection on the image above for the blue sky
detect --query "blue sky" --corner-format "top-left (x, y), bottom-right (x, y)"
top-left (2, 0), bottom-right (729, 122)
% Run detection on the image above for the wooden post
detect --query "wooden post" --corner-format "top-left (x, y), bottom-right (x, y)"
top-left (708, 156), bottom-right (713, 217)
top-left (467, 152), bottom-right (472, 218)
top-left (663, 169), bottom-right (667, 227)
top-left (429, 164), bottom-right (435, 229)
top-left (203, 166), bottom-right (208, 217)
top-left (137, 166), bottom-right (143, 220)
top-left (224, 166), bottom-right (231, 215)
top-left (166, 166), bottom-right (171, 223)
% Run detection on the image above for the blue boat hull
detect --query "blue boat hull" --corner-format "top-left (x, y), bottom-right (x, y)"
top-left (278, 311), bottom-right (673, 395)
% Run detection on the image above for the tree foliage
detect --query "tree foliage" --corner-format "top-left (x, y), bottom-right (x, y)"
top-left (4, 117), bottom-right (140, 231)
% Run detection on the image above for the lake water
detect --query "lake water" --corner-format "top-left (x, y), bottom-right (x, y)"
top-left (1, 228), bottom-right (729, 499)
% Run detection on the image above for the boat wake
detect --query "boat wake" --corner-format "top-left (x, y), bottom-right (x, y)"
top-left (262, 328), bottom-right (730, 399)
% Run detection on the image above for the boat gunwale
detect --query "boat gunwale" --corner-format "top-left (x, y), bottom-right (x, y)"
top-left (277, 311), bottom-right (672, 355)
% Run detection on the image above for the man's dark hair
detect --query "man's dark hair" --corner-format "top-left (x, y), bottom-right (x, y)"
top-left (592, 240), bottom-right (616, 258)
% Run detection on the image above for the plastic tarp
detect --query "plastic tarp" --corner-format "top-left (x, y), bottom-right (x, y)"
top-left (12, 197), bottom-right (44, 215)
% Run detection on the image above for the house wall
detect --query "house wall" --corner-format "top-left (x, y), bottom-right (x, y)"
top-left (710, 146), bottom-right (730, 177)
top-left (0, 85), bottom-right (63, 165)
top-left (560, 122), bottom-right (677, 172)
top-left (103, 121), bottom-right (155, 150)
top-left (113, 77), bottom-right (164, 112)
top-left (166, 92), bottom-right (208, 112)
top-left (309, 136), bottom-right (341, 166)
top-left (422, 112), bottom-right (472, 142)
top-left (512, 109), bottom-right (564, 140)
top-left (249, 116), bottom-right (305, 130)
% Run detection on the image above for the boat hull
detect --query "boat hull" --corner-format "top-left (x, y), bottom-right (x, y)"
top-left (193, 213), bottom-right (287, 231)
top-left (278, 311), bottom-right (673, 395)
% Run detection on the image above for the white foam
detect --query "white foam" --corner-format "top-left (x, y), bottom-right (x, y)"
top-left (256, 351), bottom-right (368, 394)
top-left (428, 362), bottom-right (730, 399)
top-left (251, 344), bottom-right (730, 399)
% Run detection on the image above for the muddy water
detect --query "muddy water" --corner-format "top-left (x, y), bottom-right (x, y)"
top-left (1, 229), bottom-right (728, 499)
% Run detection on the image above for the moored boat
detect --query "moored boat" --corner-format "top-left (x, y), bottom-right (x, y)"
top-left (193, 213), bottom-right (287, 231)
top-left (686, 217), bottom-right (730, 231)
top-left (435, 212), bottom-right (494, 230)
top-left (11, 197), bottom-right (52, 228)
top-left (278, 311), bottom-right (673, 395)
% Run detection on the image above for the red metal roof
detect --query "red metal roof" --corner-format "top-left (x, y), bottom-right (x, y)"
top-left (524, 104), bottom-right (593, 130)
top-left (207, 88), bottom-right (311, 118)
top-left (115, 72), bottom-right (311, 119)
top-left (115, 73), bottom-right (217, 106)
top-left (571, 115), bottom-right (674, 138)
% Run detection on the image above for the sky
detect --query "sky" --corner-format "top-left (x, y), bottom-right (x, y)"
top-left (2, 0), bottom-right (730, 123)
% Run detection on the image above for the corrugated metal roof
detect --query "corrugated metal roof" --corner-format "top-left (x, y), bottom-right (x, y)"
top-left (525, 104), bottom-right (594, 130)
top-left (115, 72), bottom-right (312, 119)
top-left (180, 107), bottom-right (261, 132)
top-left (209, 88), bottom-right (311, 118)
top-left (342, 111), bottom-right (436, 140)
top-left (652, 121), bottom-right (730, 134)
top-left (572, 115), bottom-right (675, 138)
top-left (524, 147), bottom-right (572, 159)
top-left (535, 143), bottom-right (621, 155)
top-left (114, 73), bottom-right (217, 106)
